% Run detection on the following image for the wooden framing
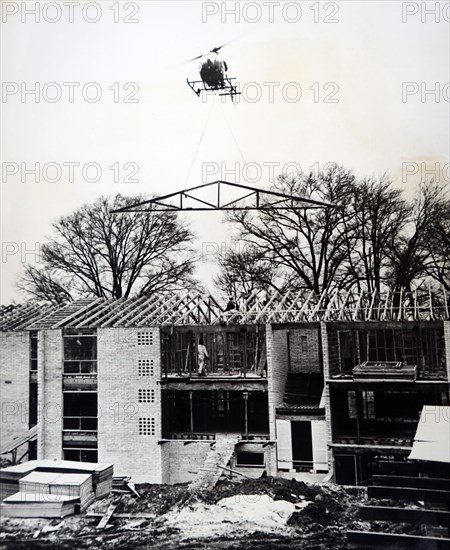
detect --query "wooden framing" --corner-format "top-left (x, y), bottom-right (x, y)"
top-left (0, 303), bottom-right (53, 331)
top-left (368, 485), bottom-right (450, 504)
top-left (3, 287), bottom-right (449, 331)
top-left (348, 464), bottom-right (450, 548)
top-left (372, 475), bottom-right (450, 491)
top-left (359, 505), bottom-right (450, 527)
top-left (378, 460), bottom-right (450, 477)
top-left (348, 531), bottom-right (450, 549)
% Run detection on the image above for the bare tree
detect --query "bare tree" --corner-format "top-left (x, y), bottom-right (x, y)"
top-left (428, 204), bottom-right (450, 291)
top-left (346, 175), bottom-right (410, 293)
top-left (214, 248), bottom-right (279, 300)
top-left (19, 267), bottom-right (73, 305)
top-left (385, 180), bottom-right (448, 293)
top-left (422, 182), bottom-right (450, 291)
top-left (18, 194), bottom-right (197, 304)
top-left (216, 168), bottom-right (447, 297)
top-left (225, 165), bottom-right (357, 295)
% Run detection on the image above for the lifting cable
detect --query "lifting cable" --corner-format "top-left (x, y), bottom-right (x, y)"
top-left (184, 93), bottom-right (218, 186)
top-left (185, 94), bottom-right (249, 186)
top-left (218, 99), bottom-right (247, 166)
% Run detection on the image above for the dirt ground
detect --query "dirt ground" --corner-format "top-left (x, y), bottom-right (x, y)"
top-left (0, 477), bottom-right (372, 549)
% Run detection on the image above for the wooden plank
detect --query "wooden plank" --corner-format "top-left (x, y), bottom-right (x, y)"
top-left (378, 461), bottom-right (418, 475)
top-left (97, 503), bottom-right (117, 530)
top-left (368, 485), bottom-right (450, 504)
top-left (372, 475), bottom-right (450, 491)
top-left (99, 295), bottom-right (146, 327)
top-left (359, 505), bottom-right (450, 527)
top-left (125, 481), bottom-right (141, 499)
top-left (347, 530), bottom-right (450, 549)
top-left (217, 464), bottom-right (252, 478)
top-left (294, 290), bottom-right (314, 322)
top-left (378, 461), bottom-right (450, 477)
top-left (352, 290), bottom-right (364, 321)
top-left (88, 512), bottom-right (154, 519)
top-left (52, 298), bottom-right (103, 328)
top-left (1, 425), bottom-right (38, 455)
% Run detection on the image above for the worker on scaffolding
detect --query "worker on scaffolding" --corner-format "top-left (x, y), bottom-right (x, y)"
top-left (197, 337), bottom-right (209, 376)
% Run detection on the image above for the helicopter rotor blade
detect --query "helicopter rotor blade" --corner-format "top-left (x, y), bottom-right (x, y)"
top-left (187, 54), bottom-right (204, 62)
top-left (180, 38), bottom-right (234, 65)
top-left (177, 53), bottom-right (204, 66)
top-left (211, 40), bottom-right (233, 53)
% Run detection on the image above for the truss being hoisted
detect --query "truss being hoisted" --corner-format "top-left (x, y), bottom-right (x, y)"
top-left (110, 180), bottom-right (334, 213)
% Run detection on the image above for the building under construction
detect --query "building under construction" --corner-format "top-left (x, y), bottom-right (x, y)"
top-left (1, 288), bottom-right (449, 486)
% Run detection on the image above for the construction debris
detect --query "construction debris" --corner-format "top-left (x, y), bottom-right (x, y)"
top-left (189, 434), bottom-right (241, 493)
top-left (0, 476), bottom-right (362, 549)
top-left (125, 481), bottom-right (141, 499)
top-left (217, 464), bottom-right (253, 479)
top-left (96, 502), bottom-right (118, 530)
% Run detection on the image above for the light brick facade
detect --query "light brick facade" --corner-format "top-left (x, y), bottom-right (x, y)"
top-left (0, 332), bottom-right (30, 450)
top-left (231, 441), bottom-right (276, 478)
top-left (97, 328), bottom-right (162, 482)
top-left (320, 322), bottom-right (334, 472)
top-left (267, 325), bottom-right (290, 472)
top-left (38, 330), bottom-right (63, 460)
top-left (162, 441), bottom-right (211, 484)
top-left (267, 325), bottom-right (289, 441)
top-left (444, 321), bottom-right (450, 397)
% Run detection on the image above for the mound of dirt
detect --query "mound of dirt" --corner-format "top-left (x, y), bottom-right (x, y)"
top-left (192, 476), bottom-right (322, 505)
top-left (115, 484), bottom-right (191, 515)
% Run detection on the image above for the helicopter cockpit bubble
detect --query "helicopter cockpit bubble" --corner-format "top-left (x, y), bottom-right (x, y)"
top-left (199, 52), bottom-right (226, 89)
top-left (199, 53), bottom-right (224, 71)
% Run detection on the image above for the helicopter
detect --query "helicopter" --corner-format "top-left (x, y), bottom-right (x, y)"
top-left (186, 43), bottom-right (240, 99)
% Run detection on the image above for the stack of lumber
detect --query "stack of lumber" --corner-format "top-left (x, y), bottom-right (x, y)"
top-left (1, 471), bottom-right (95, 518)
top-left (0, 460), bottom-right (113, 517)
top-left (0, 461), bottom-right (39, 500)
top-left (35, 460), bottom-right (113, 498)
top-left (0, 492), bottom-right (79, 518)
top-left (20, 471), bottom-right (95, 509)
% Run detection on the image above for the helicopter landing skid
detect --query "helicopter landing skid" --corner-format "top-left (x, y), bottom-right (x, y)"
top-left (186, 77), bottom-right (241, 98)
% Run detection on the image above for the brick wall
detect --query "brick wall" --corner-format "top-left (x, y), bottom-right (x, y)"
top-left (38, 330), bottom-right (63, 460)
top-left (231, 441), bottom-right (276, 478)
top-left (288, 327), bottom-right (321, 372)
top-left (267, 325), bottom-right (289, 442)
top-left (0, 331), bottom-right (30, 452)
top-left (266, 324), bottom-right (291, 474)
top-left (164, 441), bottom-right (212, 484)
top-left (320, 322), bottom-right (334, 472)
top-left (160, 441), bottom-right (170, 484)
top-left (97, 328), bottom-right (162, 483)
top-left (444, 321), bottom-right (450, 399)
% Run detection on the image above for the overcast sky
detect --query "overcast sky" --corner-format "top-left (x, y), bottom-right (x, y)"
top-left (1, 0), bottom-right (449, 303)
